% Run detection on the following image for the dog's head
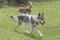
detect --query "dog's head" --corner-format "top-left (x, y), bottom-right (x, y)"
top-left (37, 13), bottom-right (45, 25)
top-left (18, 7), bottom-right (24, 12)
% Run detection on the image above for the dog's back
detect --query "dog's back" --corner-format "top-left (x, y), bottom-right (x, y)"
top-left (19, 14), bottom-right (39, 24)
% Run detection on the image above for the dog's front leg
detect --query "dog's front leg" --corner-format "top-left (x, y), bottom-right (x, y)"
top-left (33, 24), bottom-right (43, 37)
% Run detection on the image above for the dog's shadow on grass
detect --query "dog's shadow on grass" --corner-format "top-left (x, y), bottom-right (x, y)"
top-left (23, 33), bottom-right (43, 40)
top-left (15, 30), bottom-right (43, 40)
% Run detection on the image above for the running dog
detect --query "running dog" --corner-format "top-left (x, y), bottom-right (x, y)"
top-left (18, 1), bottom-right (32, 14)
top-left (10, 13), bottom-right (45, 36)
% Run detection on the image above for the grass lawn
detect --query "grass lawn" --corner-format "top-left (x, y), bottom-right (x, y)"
top-left (0, 1), bottom-right (60, 40)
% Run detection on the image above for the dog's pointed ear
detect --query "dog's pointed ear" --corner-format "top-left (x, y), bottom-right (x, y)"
top-left (42, 12), bottom-right (44, 15)
top-left (38, 13), bottom-right (40, 16)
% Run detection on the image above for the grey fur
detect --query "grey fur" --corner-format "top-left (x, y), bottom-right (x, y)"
top-left (10, 13), bottom-right (45, 36)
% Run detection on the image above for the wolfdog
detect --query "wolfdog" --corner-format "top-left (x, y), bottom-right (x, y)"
top-left (10, 13), bottom-right (45, 36)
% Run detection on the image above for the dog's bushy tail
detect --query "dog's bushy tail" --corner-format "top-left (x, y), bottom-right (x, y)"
top-left (29, 1), bottom-right (32, 9)
top-left (10, 16), bottom-right (18, 22)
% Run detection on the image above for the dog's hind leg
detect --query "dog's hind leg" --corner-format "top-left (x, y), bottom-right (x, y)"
top-left (25, 23), bottom-right (33, 33)
top-left (14, 21), bottom-right (22, 31)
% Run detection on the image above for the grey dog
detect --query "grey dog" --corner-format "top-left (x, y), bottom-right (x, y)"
top-left (10, 13), bottom-right (45, 37)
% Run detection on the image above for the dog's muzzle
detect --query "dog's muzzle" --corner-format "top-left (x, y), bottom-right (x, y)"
top-left (39, 20), bottom-right (45, 25)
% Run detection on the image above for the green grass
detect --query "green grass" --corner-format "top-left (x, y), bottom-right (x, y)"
top-left (0, 1), bottom-right (60, 40)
